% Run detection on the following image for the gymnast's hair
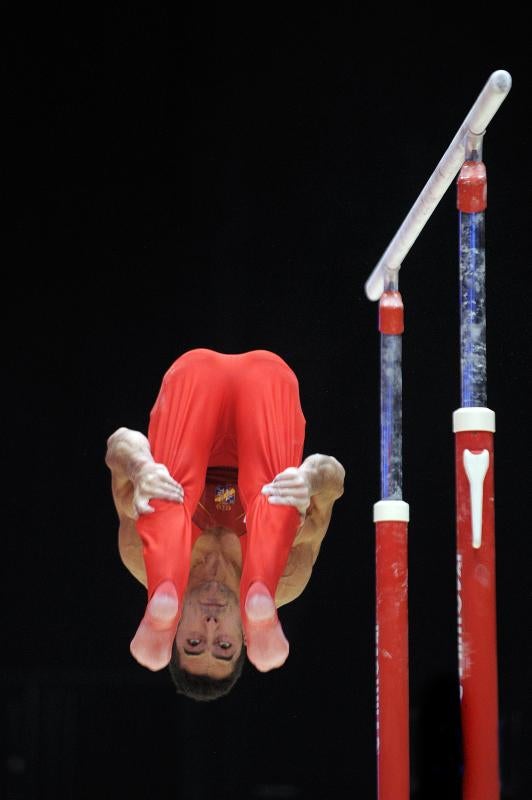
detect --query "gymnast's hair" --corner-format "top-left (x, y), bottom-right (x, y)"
top-left (167, 640), bottom-right (246, 701)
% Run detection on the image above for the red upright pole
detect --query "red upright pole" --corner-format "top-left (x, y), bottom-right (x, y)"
top-left (454, 152), bottom-right (500, 799)
top-left (376, 510), bottom-right (410, 800)
top-left (375, 289), bottom-right (410, 800)
top-left (454, 415), bottom-right (499, 799)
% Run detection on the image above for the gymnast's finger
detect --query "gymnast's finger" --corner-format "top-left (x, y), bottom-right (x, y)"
top-left (136, 499), bottom-right (155, 515)
top-left (263, 481), bottom-right (296, 494)
top-left (272, 481), bottom-right (304, 493)
top-left (265, 478), bottom-right (296, 489)
top-left (267, 495), bottom-right (295, 506)
top-left (159, 486), bottom-right (183, 499)
top-left (162, 477), bottom-right (183, 491)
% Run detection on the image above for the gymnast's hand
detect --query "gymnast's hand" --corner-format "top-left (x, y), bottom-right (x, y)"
top-left (132, 462), bottom-right (184, 518)
top-left (261, 466), bottom-right (311, 520)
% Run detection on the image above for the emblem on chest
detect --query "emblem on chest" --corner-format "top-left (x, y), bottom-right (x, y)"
top-left (214, 484), bottom-right (236, 512)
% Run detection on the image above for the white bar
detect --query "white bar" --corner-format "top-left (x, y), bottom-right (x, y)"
top-left (453, 407), bottom-right (495, 433)
top-left (365, 70), bottom-right (512, 302)
top-left (373, 499), bottom-right (410, 522)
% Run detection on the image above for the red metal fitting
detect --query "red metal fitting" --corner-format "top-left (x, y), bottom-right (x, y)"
top-left (457, 160), bottom-right (487, 213)
top-left (379, 291), bottom-right (404, 334)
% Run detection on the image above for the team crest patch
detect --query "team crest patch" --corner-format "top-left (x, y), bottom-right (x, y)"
top-left (214, 484), bottom-right (236, 511)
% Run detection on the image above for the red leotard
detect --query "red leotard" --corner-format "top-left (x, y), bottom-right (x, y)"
top-left (135, 349), bottom-right (306, 620)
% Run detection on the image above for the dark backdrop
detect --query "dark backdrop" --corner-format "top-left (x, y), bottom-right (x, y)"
top-left (4, 8), bottom-right (531, 800)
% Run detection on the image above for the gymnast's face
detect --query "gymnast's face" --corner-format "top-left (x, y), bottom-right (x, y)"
top-left (175, 580), bottom-right (244, 678)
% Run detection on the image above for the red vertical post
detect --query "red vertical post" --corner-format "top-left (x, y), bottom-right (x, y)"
top-left (454, 411), bottom-right (499, 799)
top-left (375, 507), bottom-right (410, 800)
top-left (376, 290), bottom-right (410, 800)
top-left (455, 155), bottom-right (500, 799)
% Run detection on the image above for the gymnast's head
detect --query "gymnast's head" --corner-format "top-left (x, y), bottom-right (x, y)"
top-left (168, 576), bottom-right (246, 701)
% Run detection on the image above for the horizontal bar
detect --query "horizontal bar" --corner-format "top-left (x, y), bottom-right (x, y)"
top-left (364, 70), bottom-right (511, 302)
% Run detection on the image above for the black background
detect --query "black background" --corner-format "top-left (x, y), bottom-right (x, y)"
top-left (4, 8), bottom-right (531, 800)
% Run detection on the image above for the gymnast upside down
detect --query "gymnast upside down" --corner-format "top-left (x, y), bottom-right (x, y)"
top-left (106, 349), bottom-right (345, 700)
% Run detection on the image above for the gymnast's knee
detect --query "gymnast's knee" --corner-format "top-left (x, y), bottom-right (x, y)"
top-left (240, 351), bottom-right (299, 388)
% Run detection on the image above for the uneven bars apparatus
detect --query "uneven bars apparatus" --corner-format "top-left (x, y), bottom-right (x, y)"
top-left (365, 70), bottom-right (511, 800)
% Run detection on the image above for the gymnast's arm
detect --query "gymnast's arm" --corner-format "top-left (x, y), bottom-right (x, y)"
top-left (275, 454), bottom-right (345, 607)
top-left (106, 427), bottom-right (154, 519)
top-left (105, 427), bottom-right (184, 519)
top-left (105, 427), bottom-right (183, 584)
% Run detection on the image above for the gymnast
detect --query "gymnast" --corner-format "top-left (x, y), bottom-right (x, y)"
top-left (105, 348), bottom-right (345, 700)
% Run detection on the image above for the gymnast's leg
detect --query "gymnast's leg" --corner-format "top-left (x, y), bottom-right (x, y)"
top-left (132, 350), bottom-right (226, 670)
top-left (234, 351), bottom-right (306, 671)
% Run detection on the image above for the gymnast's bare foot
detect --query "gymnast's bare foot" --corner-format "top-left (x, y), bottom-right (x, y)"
top-left (130, 581), bottom-right (179, 671)
top-left (244, 582), bottom-right (289, 672)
